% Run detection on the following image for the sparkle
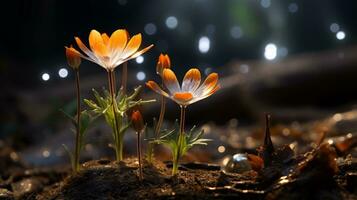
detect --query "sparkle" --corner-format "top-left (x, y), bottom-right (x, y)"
top-left (218, 145), bottom-right (226, 153)
top-left (42, 150), bottom-right (50, 158)
top-left (58, 68), bottom-right (68, 78)
top-left (135, 56), bottom-right (144, 64)
top-left (288, 3), bottom-right (298, 13)
top-left (41, 73), bottom-right (50, 81)
top-left (144, 23), bottom-right (157, 35)
top-left (336, 31), bottom-right (346, 40)
top-left (198, 36), bottom-right (210, 53)
top-left (333, 113), bottom-right (342, 122)
top-left (230, 26), bottom-right (243, 39)
top-left (330, 23), bottom-right (340, 33)
top-left (260, 0), bottom-right (271, 8)
top-left (165, 16), bottom-right (178, 29)
top-left (136, 71), bottom-right (146, 81)
top-left (264, 43), bottom-right (277, 60)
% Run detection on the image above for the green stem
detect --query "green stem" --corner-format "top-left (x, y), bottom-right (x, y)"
top-left (108, 71), bottom-right (123, 161)
top-left (172, 106), bottom-right (186, 176)
top-left (74, 70), bottom-right (81, 173)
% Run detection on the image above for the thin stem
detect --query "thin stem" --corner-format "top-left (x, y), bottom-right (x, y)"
top-left (155, 96), bottom-right (166, 138)
top-left (172, 106), bottom-right (186, 176)
top-left (121, 62), bottom-right (128, 95)
top-left (108, 71), bottom-right (122, 161)
top-left (74, 70), bottom-right (81, 173)
top-left (137, 130), bottom-right (143, 181)
top-left (179, 106), bottom-right (186, 136)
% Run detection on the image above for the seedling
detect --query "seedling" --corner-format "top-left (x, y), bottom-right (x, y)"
top-left (84, 86), bottom-right (155, 161)
top-left (68, 29), bottom-right (153, 161)
top-left (146, 67), bottom-right (220, 175)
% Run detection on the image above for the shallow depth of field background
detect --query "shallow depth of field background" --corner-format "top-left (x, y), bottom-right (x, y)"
top-left (1, 0), bottom-right (357, 165)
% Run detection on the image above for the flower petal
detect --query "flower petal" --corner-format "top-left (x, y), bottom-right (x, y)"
top-left (162, 69), bottom-right (180, 94)
top-left (194, 72), bottom-right (218, 96)
top-left (156, 54), bottom-right (171, 76)
top-left (190, 85), bottom-right (220, 104)
top-left (182, 68), bottom-right (201, 92)
top-left (89, 29), bottom-right (109, 57)
top-left (146, 81), bottom-right (169, 98)
top-left (173, 92), bottom-right (193, 102)
top-left (101, 33), bottom-right (110, 46)
top-left (120, 33), bottom-right (142, 59)
top-left (109, 29), bottom-right (128, 56)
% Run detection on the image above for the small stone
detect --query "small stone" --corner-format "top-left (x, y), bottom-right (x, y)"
top-left (11, 178), bottom-right (43, 198)
top-left (221, 153), bottom-right (252, 174)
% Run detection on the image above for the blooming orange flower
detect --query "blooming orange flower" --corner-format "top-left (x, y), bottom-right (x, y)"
top-left (146, 68), bottom-right (219, 107)
top-left (72, 29), bottom-right (153, 71)
top-left (65, 45), bottom-right (81, 70)
top-left (156, 54), bottom-right (171, 76)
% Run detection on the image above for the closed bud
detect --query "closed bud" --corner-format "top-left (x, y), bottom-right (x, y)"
top-left (156, 54), bottom-right (171, 76)
top-left (65, 45), bottom-right (81, 70)
top-left (131, 110), bottom-right (144, 132)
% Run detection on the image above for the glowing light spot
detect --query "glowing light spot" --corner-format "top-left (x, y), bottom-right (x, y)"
top-left (136, 71), bottom-right (146, 81)
top-left (347, 133), bottom-right (352, 138)
top-left (264, 43), bottom-right (277, 60)
top-left (260, 0), bottom-right (271, 8)
top-left (144, 23), bottom-right (157, 35)
top-left (336, 31), bottom-right (346, 40)
top-left (135, 56), bottom-right (144, 64)
top-left (282, 128), bottom-right (290, 136)
top-left (230, 26), bottom-right (243, 39)
top-left (198, 36), bottom-right (210, 53)
top-left (330, 23), bottom-right (340, 33)
top-left (288, 3), bottom-right (298, 13)
top-left (333, 113), bottom-right (342, 122)
top-left (42, 150), bottom-right (50, 158)
top-left (42, 73), bottom-right (50, 81)
top-left (165, 16), bottom-right (178, 29)
top-left (328, 139), bottom-right (334, 145)
top-left (58, 68), bottom-right (68, 78)
top-left (218, 145), bottom-right (226, 153)
top-left (239, 64), bottom-right (249, 74)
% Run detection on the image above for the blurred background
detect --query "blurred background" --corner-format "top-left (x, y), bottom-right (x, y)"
top-left (1, 0), bottom-right (357, 167)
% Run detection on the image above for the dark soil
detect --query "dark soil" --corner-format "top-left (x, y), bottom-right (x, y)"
top-left (36, 158), bottom-right (259, 200)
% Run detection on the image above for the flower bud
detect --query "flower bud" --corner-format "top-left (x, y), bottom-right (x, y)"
top-left (65, 45), bottom-right (81, 70)
top-left (131, 110), bottom-right (144, 132)
top-left (156, 54), bottom-right (171, 76)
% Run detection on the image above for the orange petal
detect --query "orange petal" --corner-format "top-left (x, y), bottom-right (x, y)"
top-left (146, 81), bottom-right (169, 97)
top-left (126, 44), bottom-right (154, 60)
top-left (89, 29), bottom-right (109, 57)
top-left (121, 33), bottom-right (142, 59)
top-left (109, 29), bottom-right (128, 56)
top-left (162, 69), bottom-right (180, 94)
top-left (182, 68), bottom-right (201, 92)
top-left (173, 92), bottom-right (193, 102)
top-left (65, 45), bottom-right (81, 69)
top-left (203, 73), bottom-right (218, 89)
top-left (156, 54), bottom-right (171, 76)
top-left (101, 33), bottom-right (110, 46)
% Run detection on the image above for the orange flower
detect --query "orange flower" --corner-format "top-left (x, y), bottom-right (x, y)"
top-left (146, 68), bottom-right (219, 107)
top-left (65, 45), bottom-right (81, 70)
top-left (72, 29), bottom-right (153, 71)
top-left (131, 110), bottom-right (145, 132)
top-left (156, 54), bottom-right (171, 76)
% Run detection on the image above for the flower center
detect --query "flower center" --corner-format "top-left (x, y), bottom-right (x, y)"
top-left (173, 92), bottom-right (193, 102)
